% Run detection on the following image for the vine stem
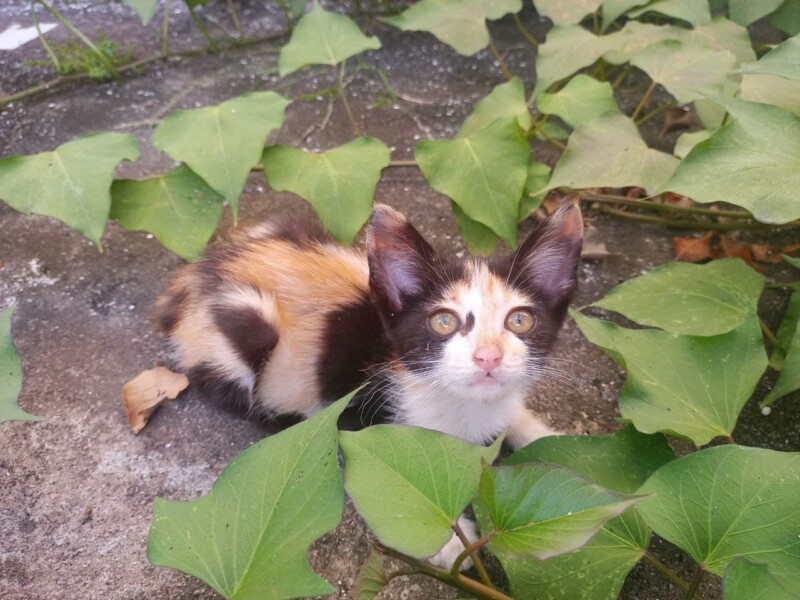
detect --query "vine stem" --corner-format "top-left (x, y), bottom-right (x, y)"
top-left (643, 552), bottom-right (691, 592)
top-left (187, 2), bottom-right (218, 51)
top-left (226, 0), bottom-right (244, 38)
top-left (375, 543), bottom-right (513, 600)
top-left (488, 38), bottom-right (513, 81)
top-left (597, 205), bottom-right (786, 232)
top-left (685, 566), bottom-right (705, 600)
top-left (33, 0), bottom-right (119, 77)
top-left (451, 524), bottom-right (493, 586)
top-left (513, 13), bottom-right (538, 47)
top-left (162, 0), bottom-right (172, 56)
top-left (336, 63), bottom-right (362, 136)
top-left (387, 160), bottom-right (418, 167)
top-left (631, 80), bottom-right (657, 121)
top-left (581, 192), bottom-right (755, 219)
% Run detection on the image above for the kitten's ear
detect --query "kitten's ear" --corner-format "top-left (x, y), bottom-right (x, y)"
top-left (367, 204), bottom-right (438, 313)
top-left (510, 199), bottom-right (584, 312)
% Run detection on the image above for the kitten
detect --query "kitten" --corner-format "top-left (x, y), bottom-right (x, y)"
top-left (155, 202), bottom-right (583, 568)
top-left (156, 203), bottom-right (583, 449)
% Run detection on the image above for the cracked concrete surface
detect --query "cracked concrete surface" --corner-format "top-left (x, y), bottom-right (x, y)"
top-left (1, 2), bottom-right (798, 599)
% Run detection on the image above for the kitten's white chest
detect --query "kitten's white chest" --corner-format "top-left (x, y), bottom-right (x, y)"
top-left (390, 374), bottom-right (525, 445)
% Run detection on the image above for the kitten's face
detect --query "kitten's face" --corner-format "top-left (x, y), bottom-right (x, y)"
top-left (367, 204), bottom-right (583, 404)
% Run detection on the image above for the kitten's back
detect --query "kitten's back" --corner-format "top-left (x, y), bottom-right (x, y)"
top-left (155, 216), bottom-right (382, 417)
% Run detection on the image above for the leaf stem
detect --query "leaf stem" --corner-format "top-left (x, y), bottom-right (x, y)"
top-left (760, 319), bottom-right (786, 355)
top-left (226, 0), bottom-right (245, 38)
top-left (336, 63), bottom-right (362, 136)
top-left (387, 159), bottom-right (418, 167)
top-left (644, 551), bottom-right (691, 592)
top-left (612, 64), bottom-right (632, 89)
top-left (31, 0), bottom-right (61, 73)
top-left (488, 37), bottom-right (513, 81)
top-left (451, 525), bottom-right (493, 586)
top-left (636, 99), bottom-right (678, 126)
top-left (685, 566), bottom-right (705, 600)
top-left (513, 14), bottom-right (538, 47)
top-left (631, 80), bottom-right (657, 121)
top-left (375, 543), bottom-right (513, 600)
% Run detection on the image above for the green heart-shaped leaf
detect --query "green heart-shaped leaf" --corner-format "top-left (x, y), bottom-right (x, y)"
top-left (740, 32), bottom-right (800, 82)
top-left (122, 0), bottom-right (157, 24)
top-left (153, 91), bottom-right (289, 218)
top-left (740, 73), bottom-right (800, 116)
top-left (340, 425), bottom-right (501, 559)
top-left (0, 132), bottom-right (139, 246)
top-left (536, 74), bottom-right (619, 128)
top-left (534, 25), bottom-right (621, 94)
top-left (262, 137), bottom-right (390, 244)
top-left (729, 0), bottom-right (784, 26)
top-left (771, 0), bottom-right (800, 35)
top-left (545, 113), bottom-right (679, 194)
top-left (630, 39), bottom-right (737, 103)
top-left (571, 310), bottom-right (768, 445)
top-left (638, 445), bottom-right (800, 594)
top-left (279, 2), bottom-right (381, 75)
top-left (147, 395), bottom-right (350, 600)
top-left (494, 427), bottom-right (674, 600)
top-left (592, 259), bottom-right (764, 336)
top-left (416, 117), bottom-right (529, 246)
top-left (458, 78), bottom-right (531, 138)
top-left (479, 463), bottom-right (643, 560)
top-left (723, 558), bottom-right (796, 600)
top-left (383, 0), bottom-right (522, 56)
top-left (666, 96), bottom-right (800, 224)
top-left (110, 164), bottom-right (225, 261)
top-left (533, 0), bottom-right (604, 25)
top-left (627, 0), bottom-right (711, 24)
top-left (0, 305), bottom-right (41, 425)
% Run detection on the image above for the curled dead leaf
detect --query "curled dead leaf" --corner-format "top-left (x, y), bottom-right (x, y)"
top-left (123, 367), bottom-right (189, 434)
top-left (716, 234), bottom-right (762, 272)
top-left (673, 231), bottom-right (713, 263)
top-left (660, 105), bottom-right (692, 137)
top-left (582, 224), bottom-right (612, 259)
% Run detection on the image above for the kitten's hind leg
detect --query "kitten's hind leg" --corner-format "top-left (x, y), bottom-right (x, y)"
top-left (506, 403), bottom-right (561, 451)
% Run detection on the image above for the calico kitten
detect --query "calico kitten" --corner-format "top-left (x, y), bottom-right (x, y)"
top-left (156, 202), bottom-right (583, 451)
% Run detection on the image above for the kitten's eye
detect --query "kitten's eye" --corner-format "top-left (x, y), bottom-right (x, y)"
top-left (429, 311), bottom-right (460, 336)
top-left (505, 309), bottom-right (535, 335)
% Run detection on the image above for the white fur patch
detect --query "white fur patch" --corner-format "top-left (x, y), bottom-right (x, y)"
top-left (427, 515), bottom-right (479, 571)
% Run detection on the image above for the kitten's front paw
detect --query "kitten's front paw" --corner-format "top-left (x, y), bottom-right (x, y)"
top-left (427, 516), bottom-right (479, 571)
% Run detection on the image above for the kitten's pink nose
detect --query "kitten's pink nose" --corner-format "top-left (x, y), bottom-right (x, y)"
top-left (473, 347), bottom-right (503, 373)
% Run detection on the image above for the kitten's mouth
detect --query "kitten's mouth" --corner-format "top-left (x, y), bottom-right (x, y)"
top-left (472, 372), bottom-right (504, 388)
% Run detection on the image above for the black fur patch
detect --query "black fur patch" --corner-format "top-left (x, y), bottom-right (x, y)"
top-left (382, 259), bottom-right (470, 373)
top-left (461, 311), bottom-right (475, 336)
top-left (188, 364), bottom-right (253, 411)
top-left (211, 302), bottom-right (278, 373)
top-left (317, 294), bottom-right (388, 401)
top-left (155, 285), bottom-right (188, 334)
top-left (259, 214), bottom-right (332, 248)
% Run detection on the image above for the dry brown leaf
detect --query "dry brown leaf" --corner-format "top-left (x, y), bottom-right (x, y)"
top-left (673, 232), bottom-right (713, 262)
top-left (716, 234), bottom-right (763, 272)
top-left (751, 244), bottom-right (785, 264)
top-left (123, 367), bottom-right (189, 434)
top-left (582, 224), bottom-right (612, 259)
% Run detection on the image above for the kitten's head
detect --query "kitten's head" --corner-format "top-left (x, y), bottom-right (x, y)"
top-left (367, 203), bottom-right (583, 404)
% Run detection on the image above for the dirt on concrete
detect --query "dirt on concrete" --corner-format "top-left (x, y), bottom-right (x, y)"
top-left (1, 2), bottom-right (798, 599)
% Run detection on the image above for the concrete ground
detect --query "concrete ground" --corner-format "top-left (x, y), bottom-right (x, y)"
top-left (1, 2), bottom-right (798, 599)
